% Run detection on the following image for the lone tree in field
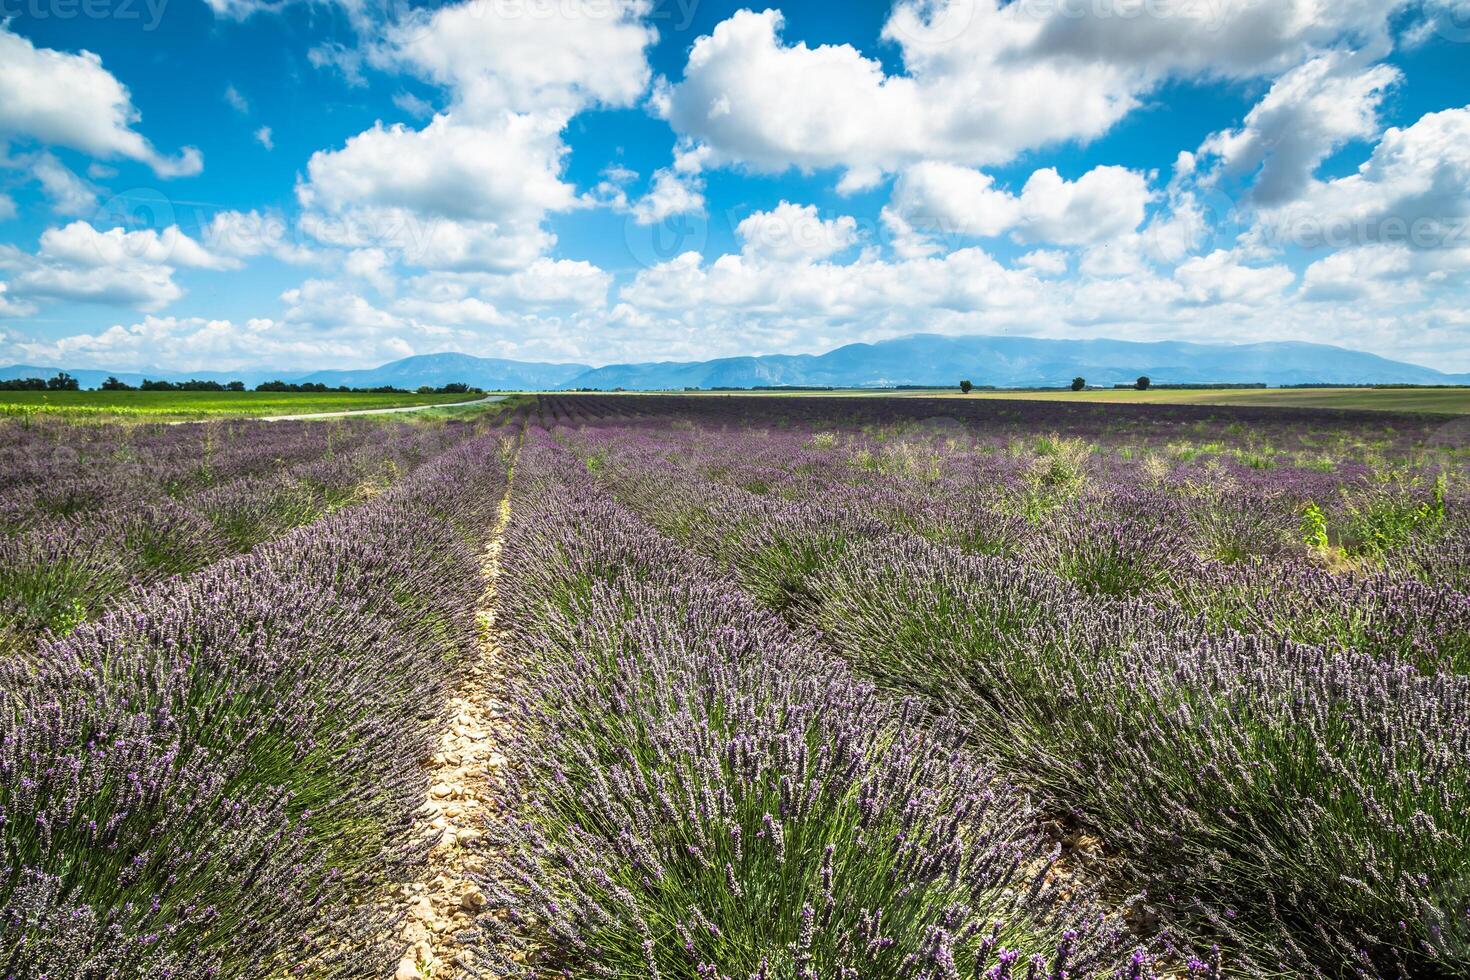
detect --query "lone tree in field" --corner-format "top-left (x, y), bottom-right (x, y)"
top-left (1071, 377), bottom-right (1086, 391)
top-left (959, 379), bottom-right (974, 394)
top-left (1136, 376), bottom-right (1152, 391)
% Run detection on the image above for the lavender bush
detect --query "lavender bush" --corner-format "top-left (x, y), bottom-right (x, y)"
top-left (0, 416), bottom-right (484, 657)
top-left (478, 432), bottom-right (1159, 979)
top-left (6, 390), bottom-right (1464, 978)
top-left (533, 396), bottom-right (1470, 977)
top-left (0, 432), bottom-right (510, 976)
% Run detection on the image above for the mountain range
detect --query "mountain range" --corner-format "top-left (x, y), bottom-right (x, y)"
top-left (6, 334), bottom-right (1469, 391)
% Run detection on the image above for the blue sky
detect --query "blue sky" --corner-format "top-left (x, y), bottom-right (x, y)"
top-left (1, 0), bottom-right (1469, 372)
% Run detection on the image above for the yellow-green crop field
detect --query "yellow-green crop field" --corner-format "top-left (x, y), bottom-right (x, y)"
top-left (0, 390), bottom-right (487, 422)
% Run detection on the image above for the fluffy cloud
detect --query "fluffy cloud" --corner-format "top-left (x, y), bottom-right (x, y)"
top-left (0, 282), bottom-right (37, 316)
top-left (1200, 54), bottom-right (1400, 205)
top-left (32, 153), bottom-right (98, 216)
top-left (402, 259), bottom-right (612, 312)
top-left (0, 26), bottom-right (202, 177)
top-left (279, 278), bottom-right (406, 335)
top-left (300, 113), bottom-right (575, 224)
top-left (0, 221), bottom-right (231, 312)
top-left (630, 144), bottom-right (710, 224)
top-left (224, 84), bottom-right (250, 114)
top-left (203, 210), bottom-right (319, 265)
top-left (1, 312), bottom-right (427, 374)
top-left (37, 221), bottom-right (234, 271)
top-left (1173, 250), bottom-right (1295, 305)
top-left (261, 259), bottom-right (614, 366)
top-left (1301, 244), bottom-right (1417, 301)
top-left (486, 258), bottom-right (611, 306)
top-left (299, 203), bottom-right (554, 272)
top-left (884, 162), bottom-right (1151, 249)
top-left (1012, 167), bottom-right (1152, 246)
top-left (1254, 105), bottom-right (1470, 252)
top-left (886, 163), bottom-right (1022, 239)
top-left (736, 202), bottom-right (859, 262)
top-left (387, 0), bottom-right (654, 117)
top-left (1, 259), bottom-right (182, 311)
top-left (1079, 189), bottom-right (1212, 277)
top-left (631, 168), bottom-right (705, 224)
top-left (1018, 249), bottom-right (1069, 276)
top-left (297, 112), bottom-right (575, 271)
top-left (1021, 0), bottom-right (1409, 75)
top-left (297, 0), bottom-right (658, 273)
top-left (10, 0), bottom-right (1470, 374)
top-left (620, 244), bottom-right (1043, 319)
top-left (660, 2), bottom-right (1424, 185)
top-left (661, 8), bottom-right (1138, 179)
top-left (342, 247), bottom-right (396, 294)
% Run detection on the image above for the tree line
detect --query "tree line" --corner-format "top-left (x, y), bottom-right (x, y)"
top-left (0, 373), bottom-right (482, 395)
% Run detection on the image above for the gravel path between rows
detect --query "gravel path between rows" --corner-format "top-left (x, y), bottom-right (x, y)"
top-left (394, 490), bottom-right (515, 980)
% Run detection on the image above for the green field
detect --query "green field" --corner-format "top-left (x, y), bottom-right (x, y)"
top-left (617, 386), bottom-right (1470, 414)
top-left (961, 386), bottom-right (1470, 414)
top-left (0, 390), bottom-right (487, 421)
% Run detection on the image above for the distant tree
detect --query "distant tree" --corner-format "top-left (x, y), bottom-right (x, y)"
top-left (440, 382), bottom-right (470, 394)
top-left (959, 379), bottom-right (974, 394)
top-left (226, 380), bottom-right (245, 392)
top-left (0, 377), bottom-right (46, 391)
top-left (46, 372), bottom-right (80, 391)
top-left (1136, 376), bottom-right (1152, 391)
top-left (141, 379), bottom-right (177, 391)
top-left (101, 376), bottom-right (134, 391)
top-left (417, 385), bottom-right (435, 394)
top-left (1071, 377), bottom-right (1086, 391)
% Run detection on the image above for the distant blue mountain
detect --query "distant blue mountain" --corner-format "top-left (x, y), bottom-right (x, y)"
top-left (297, 352), bottom-right (589, 391)
top-left (7, 334), bottom-right (1468, 392)
top-left (564, 335), bottom-right (1470, 390)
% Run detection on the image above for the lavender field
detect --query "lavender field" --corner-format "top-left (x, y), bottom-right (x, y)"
top-left (3, 394), bottom-right (1468, 979)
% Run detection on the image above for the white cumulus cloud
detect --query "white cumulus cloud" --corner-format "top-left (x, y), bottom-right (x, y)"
top-left (884, 162), bottom-right (1151, 250)
top-left (0, 26), bottom-right (202, 177)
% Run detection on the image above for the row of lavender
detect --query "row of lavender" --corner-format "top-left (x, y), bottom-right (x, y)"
top-left (0, 416), bottom-right (405, 528)
top-left (0, 427), bottom-right (512, 976)
top-left (0, 417), bottom-right (479, 658)
top-left (475, 427), bottom-right (1203, 978)
top-left (567, 417), bottom-right (1470, 672)
top-left (536, 392), bottom-right (1463, 461)
top-left (540, 398), bottom-right (1470, 978)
